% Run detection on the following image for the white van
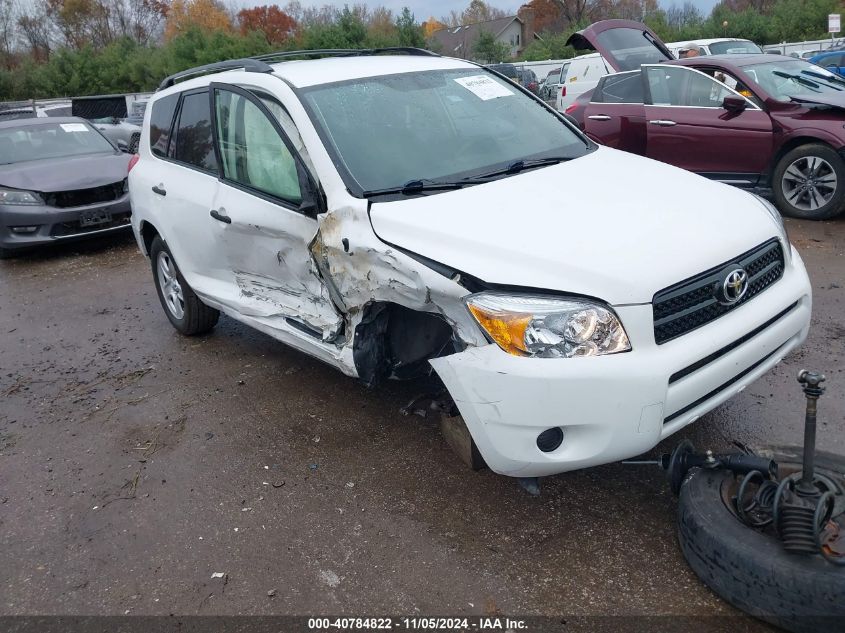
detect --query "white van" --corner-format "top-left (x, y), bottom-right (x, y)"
top-left (554, 52), bottom-right (611, 111)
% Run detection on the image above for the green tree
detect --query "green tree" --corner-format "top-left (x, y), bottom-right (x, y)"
top-left (473, 30), bottom-right (511, 62)
top-left (396, 7), bottom-right (425, 47)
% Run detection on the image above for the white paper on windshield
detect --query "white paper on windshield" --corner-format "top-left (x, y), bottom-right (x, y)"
top-left (454, 75), bottom-right (514, 100)
top-left (60, 123), bottom-right (89, 132)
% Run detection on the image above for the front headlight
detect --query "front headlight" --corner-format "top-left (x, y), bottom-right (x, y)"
top-left (754, 195), bottom-right (790, 261)
top-left (0, 188), bottom-right (43, 206)
top-left (466, 293), bottom-right (631, 358)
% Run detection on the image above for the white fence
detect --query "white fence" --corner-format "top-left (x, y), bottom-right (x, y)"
top-left (763, 37), bottom-right (844, 57)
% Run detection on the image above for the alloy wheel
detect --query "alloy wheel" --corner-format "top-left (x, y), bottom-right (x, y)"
top-left (781, 155), bottom-right (838, 212)
top-left (156, 251), bottom-right (185, 320)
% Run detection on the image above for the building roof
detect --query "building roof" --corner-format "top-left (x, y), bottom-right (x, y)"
top-left (430, 16), bottom-right (522, 57)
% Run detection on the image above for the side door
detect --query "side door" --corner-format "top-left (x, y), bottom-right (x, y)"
top-left (208, 83), bottom-right (342, 340)
top-left (581, 71), bottom-right (647, 154)
top-left (155, 88), bottom-right (227, 300)
top-left (642, 65), bottom-right (773, 182)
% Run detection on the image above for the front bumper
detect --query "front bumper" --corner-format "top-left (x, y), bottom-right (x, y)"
top-left (430, 248), bottom-right (812, 477)
top-left (0, 194), bottom-right (132, 251)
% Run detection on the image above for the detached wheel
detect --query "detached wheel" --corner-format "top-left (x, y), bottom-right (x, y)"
top-left (773, 144), bottom-right (845, 220)
top-left (678, 448), bottom-right (845, 633)
top-left (150, 236), bottom-right (218, 335)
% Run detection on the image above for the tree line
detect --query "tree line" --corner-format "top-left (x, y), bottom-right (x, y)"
top-left (0, 0), bottom-right (841, 101)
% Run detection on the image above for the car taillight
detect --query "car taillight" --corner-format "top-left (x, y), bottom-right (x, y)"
top-left (128, 154), bottom-right (140, 173)
top-left (564, 104), bottom-right (577, 115)
top-left (560, 85), bottom-right (567, 97)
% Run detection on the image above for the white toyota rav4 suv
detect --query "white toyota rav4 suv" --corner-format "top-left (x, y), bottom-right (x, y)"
top-left (129, 48), bottom-right (811, 478)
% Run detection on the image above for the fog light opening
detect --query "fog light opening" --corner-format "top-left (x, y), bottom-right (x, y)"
top-left (10, 226), bottom-right (39, 234)
top-left (536, 427), bottom-right (564, 453)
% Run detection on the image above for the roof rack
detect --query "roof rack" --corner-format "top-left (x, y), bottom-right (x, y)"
top-left (252, 47), bottom-right (440, 64)
top-left (157, 58), bottom-right (274, 91)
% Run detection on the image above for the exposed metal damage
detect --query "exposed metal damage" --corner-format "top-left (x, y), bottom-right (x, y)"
top-left (306, 203), bottom-right (484, 385)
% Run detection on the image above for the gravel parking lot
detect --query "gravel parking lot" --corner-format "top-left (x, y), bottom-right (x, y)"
top-left (1, 217), bottom-right (843, 626)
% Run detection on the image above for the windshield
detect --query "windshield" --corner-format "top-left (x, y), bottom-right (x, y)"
top-left (708, 40), bottom-right (762, 55)
top-left (301, 68), bottom-right (589, 194)
top-left (0, 121), bottom-right (115, 164)
top-left (741, 59), bottom-right (845, 101)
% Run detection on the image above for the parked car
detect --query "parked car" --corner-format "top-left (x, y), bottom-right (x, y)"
top-left (516, 67), bottom-right (539, 94)
top-left (809, 50), bottom-right (845, 75)
top-left (0, 117), bottom-right (132, 258)
top-left (36, 102), bottom-right (72, 117)
top-left (130, 50), bottom-right (810, 479)
top-left (540, 66), bottom-right (562, 101)
top-left (485, 62), bottom-right (518, 81)
top-left (566, 19), bottom-right (845, 220)
top-left (72, 95), bottom-right (143, 152)
top-left (555, 52), bottom-right (611, 110)
top-left (666, 38), bottom-right (763, 56)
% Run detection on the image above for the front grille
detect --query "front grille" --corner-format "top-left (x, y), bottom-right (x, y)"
top-left (44, 180), bottom-right (125, 208)
top-left (50, 211), bottom-right (131, 237)
top-left (653, 239), bottom-right (784, 345)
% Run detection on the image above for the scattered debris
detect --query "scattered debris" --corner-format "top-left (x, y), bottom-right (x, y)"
top-left (211, 572), bottom-right (226, 579)
top-left (272, 481), bottom-right (285, 488)
top-left (319, 570), bottom-right (340, 588)
top-left (346, 482), bottom-right (355, 488)
top-left (309, 463), bottom-right (318, 471)
top-left (267, 589), bottom-right (277, 598)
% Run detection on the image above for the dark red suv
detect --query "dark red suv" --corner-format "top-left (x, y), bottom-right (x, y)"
top-left (565, 20), bottom-right (845, 220)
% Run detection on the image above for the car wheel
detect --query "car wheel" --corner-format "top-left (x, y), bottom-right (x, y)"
top-left (773, 144), bottom-right (845, 220)
top-left (678, 447), bottom-right (845, 633)
top-left (0, 247), bottom-right (15, 260)
top-left (150, 236), bottom-right (219, 335)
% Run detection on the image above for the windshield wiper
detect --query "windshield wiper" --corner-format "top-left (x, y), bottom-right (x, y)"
top-left (773, 70), bottom-right (822, 90)
top-left (466, 156), bottom-right (572, 181)
top-left (362, 179), bottom-right (470, 198)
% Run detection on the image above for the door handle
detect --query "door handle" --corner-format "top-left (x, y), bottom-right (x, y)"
top-left (588, 115), bottom-right (612, 121)
top-left (648, 119), bottom-right (677, 127)
top-left (151, 185), bottom-right (167, 196)
top-left (209, 208), bottom-right (231, 224)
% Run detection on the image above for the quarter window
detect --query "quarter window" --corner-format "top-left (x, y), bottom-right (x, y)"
top-left (593, 72), bottom-right (644, 103)
top-left (214, 90), bottom-right (302, 204)
top-left (149, 94), bottom-right (178, 158)
top-left (172, 91), bottom-right (216, 172)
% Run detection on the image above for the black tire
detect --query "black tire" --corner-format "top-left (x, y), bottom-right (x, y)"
top-left (678, 448), bottom-right (845, 633)
top-left (772, 144), bottom-right (845, 220)
top-left (149, 236), bottom-right (218, 336)
top-left (0, 247), bottom-right (14, 260)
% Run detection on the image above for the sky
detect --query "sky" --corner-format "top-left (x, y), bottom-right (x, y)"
top-left (228, 0), bottom-right (722, 22)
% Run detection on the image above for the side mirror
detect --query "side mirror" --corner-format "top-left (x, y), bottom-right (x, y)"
top-left (722, 95), bottom-right (747, 113)
top-left (116, 139), bottom-right (129, 153)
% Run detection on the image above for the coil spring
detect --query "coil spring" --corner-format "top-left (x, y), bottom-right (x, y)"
top-left (736, 470), bottom-right (777, 528)
top-left (736, 472), bottom-right (844, 564)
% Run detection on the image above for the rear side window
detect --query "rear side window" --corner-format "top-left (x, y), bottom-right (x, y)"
top-left (593, 72), bottom-right (644, 103)
top-left (149, 94), bottom-right (178, 158)
top-left (172, 91), bottom-right (216, 172)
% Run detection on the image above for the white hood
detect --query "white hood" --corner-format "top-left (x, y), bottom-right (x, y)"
top-left (369, 147), bottom-right (781, 305)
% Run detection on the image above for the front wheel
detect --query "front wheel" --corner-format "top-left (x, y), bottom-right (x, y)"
top-left (772, 144), bottom-right (845, 220)
top-left (149, 236), bottom-right (219, 336)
